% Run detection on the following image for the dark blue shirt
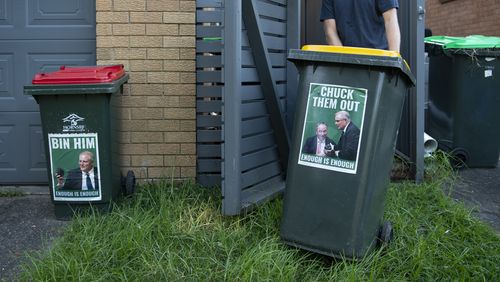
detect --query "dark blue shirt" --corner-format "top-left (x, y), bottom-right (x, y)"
top-left (320, 0), bottom-right (399, 50)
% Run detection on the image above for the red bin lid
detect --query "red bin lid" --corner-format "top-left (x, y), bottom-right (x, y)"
top-left (32, 65), bottom-right (126, 84)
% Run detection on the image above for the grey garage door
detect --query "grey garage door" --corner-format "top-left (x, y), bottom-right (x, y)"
top-left (0, 0), bottom-right (96, 184)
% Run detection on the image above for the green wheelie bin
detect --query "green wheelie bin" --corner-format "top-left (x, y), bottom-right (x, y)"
top-left (425, 35), bottom-right (500, 168)
top-left (24, 65), bottom-right (135, 219)
top-left (280, 45), bottom-right (415, 259)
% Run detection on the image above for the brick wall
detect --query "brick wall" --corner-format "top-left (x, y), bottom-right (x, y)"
top-left (426, 0), bottom-right (500, 36)
top-left (96, 0), bottom-right (196, 182)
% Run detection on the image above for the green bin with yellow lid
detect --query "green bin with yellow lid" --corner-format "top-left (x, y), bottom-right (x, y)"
top-left (280, 45), bottom-right (415, 259)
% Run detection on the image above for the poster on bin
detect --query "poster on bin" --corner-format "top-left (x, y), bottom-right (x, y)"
top-left (48, 133), bottom-right (102, 201)
top-left (298, 82), bottom-right (367, 174)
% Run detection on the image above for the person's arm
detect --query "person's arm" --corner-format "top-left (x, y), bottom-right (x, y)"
top-left (338, 129), bottom-right (360, 161)
top-left (382, 8), bottom-right (400, 53)
top-left (338, 137), bottom-right (358, 160)
top-left (302, 137), bottom-right (313, 154)
top-left (323, 19), bottom-right (343, 46)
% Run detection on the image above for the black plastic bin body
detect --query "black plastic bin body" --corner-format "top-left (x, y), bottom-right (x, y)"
top-left (24, 65), bottom-right (128, 219)
top-left (280, 46), bottom-right (415, 259)
top-left (425, 36), bottom-right (500, 168)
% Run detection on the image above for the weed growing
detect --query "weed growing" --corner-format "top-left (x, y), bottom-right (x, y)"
top-left (20, 160), bottom-right (499, 281)
top-left (0, 191), bottom-right (26, 197)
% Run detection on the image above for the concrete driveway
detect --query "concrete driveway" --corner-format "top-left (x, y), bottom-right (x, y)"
top-left (0, 188), bottom-right (68, 281)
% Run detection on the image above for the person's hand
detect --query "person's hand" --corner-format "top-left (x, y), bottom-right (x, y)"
top-left (55, 172), bottom-right (64, 186)
top-left (324, 143), bottom-right (334, 154)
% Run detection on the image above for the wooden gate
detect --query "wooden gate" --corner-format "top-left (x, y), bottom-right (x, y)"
top-left (196, 0), bottom-right (299, 215)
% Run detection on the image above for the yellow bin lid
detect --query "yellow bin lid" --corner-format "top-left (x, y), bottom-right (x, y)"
top-left (302, 45), bottom-right (401, 58)
top-left (289, 45), bottom-right (415, 86)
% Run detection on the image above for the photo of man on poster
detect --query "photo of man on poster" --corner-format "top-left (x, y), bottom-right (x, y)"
top-left (302, 122), bottom-right (336, 157)
top-left (56, 151), bottom-right (99, 191)
top-left (325, 111), bottom-right (360, 161)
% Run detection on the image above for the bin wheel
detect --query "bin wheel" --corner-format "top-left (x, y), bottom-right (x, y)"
top-left (122, 170), bottom-right (136, 196)
top-left (377, 221), bottom-right (394, 246)
top-left (450, 148), bottom-right (469, 169)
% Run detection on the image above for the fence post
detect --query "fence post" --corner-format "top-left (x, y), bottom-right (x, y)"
top-left (222, 0), bottom-right (242, 215)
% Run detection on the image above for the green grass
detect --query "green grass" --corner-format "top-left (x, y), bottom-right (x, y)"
top-left (0, 191), bottom-right (26, 197)
top-left (20, 156), bottom-right (499, 281)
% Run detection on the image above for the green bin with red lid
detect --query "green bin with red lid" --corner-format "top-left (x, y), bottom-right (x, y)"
top-left (24, 65), bottom-right (135, 219)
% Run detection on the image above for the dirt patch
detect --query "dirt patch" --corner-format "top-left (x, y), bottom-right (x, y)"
top-left (0, 195), bottom-right (68, 281)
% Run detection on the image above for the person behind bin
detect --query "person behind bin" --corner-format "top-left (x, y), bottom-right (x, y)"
top-left (320, 0), bottom-right (401, 52)
top-left (325, 111), bottom-right (360, 161)
top-left (302, 122), bottom-right (336, 156)
top-left (56, 151), bottom-right (99, 190)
